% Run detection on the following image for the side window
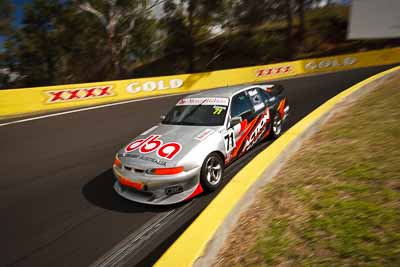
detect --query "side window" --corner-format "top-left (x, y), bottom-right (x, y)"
top-left (248, 88), bottom-right (265, 112)
top-left (230, 92), bottom-right (253, 120)
top-left (257, 88), bottom-right (274, 104)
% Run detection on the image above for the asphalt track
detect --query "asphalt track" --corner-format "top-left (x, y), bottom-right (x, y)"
top-left (0, 64), bottom-right (396, 267)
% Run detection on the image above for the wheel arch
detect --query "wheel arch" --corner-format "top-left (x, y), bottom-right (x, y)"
top-left (210, 150), bottom-right (225, 165)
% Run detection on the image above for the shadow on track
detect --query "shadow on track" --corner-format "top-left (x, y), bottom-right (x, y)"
top-left (81, 169), bottom-right (185, 213)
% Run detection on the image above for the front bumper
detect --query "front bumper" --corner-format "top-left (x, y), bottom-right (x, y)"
top-left (112, 165), bottom-right (201, 205)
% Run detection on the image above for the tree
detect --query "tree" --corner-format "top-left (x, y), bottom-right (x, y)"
top-left (162, 0), bottom-right (190, 67)
top-left (297, 0), bottom-right (305, 41)
top-left (162, 0), bottom-right (224, 73)
top-left (11, 0), bottom-right (64, 87)
top-left (284, 0), bottom-right (293, 59)
top-left (74, 0), bottom-right (162, 78)
top-left (234, 0), bottom-right (272, 28)
top-left (0, 0), bottom-right (14, 87)
top-left (0, 0), bottom-right (13, 35)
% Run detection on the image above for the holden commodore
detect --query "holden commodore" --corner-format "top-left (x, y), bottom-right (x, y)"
top-left (113, 84), bottom-right (289, 205)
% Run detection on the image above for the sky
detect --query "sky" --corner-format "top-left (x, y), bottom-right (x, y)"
top-left (11, 0), bottom-right (30, 26)
top-left (0, 0), bottom-right (30, 48)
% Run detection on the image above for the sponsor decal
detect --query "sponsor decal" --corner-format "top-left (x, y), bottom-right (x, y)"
top-left (253, 103), bottom-right (265, 112)
top-left (277, 99), bottom-right (286, 118)
top-left (239, 119), bottom-right (248, 134)
top-left (195, 129), bottom-right (214, 141)
top-left (125, 135), bottom-right (182, 160)
top-left (305, 57), bottom-right (357, 70)
top-left (256, 65), bottom-right (292, 77)
top-left (46, 86), bottom-right (113, 103)
top-left (127, 79), bottom-right (184, 93)
top-left (243, 110), bottom-right (270, 152)
top-left (223, 128), bottom-right (236, 153)
top-left (213, 105), bottom-right (226, 115)
top-left (248, 89), bottom-right (258, 96)
top-left (123, 154), bottom-right (167, 166)
top-left (177, 97), bottom-right (229, 106)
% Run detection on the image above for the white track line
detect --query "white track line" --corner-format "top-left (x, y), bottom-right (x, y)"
top-left (0, 93), bottom-right (189, 127)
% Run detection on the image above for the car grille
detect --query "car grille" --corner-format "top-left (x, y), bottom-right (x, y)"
top-left (120, 183), bottom-right (153, 198)
top-left (123, 165), bottom-right (144, 173)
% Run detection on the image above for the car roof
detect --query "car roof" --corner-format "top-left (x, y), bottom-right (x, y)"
top-left (187, 83), bottom-right (265, 99)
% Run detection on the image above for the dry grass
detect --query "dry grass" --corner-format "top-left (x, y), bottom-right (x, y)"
top-left (214, 73), bottom-right (400, 267)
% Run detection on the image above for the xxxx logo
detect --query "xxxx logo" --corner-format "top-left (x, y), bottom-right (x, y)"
top-left (46, 86), bottom-right (113, 103)
top-left (256, 65), bottom-right (292, 77)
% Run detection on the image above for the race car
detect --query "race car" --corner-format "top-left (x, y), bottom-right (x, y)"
top-left (113, 84), bottom-right (290, 205)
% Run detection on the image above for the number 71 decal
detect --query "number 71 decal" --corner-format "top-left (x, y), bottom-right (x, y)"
top-left (223, 129), bottom-right (236, 153)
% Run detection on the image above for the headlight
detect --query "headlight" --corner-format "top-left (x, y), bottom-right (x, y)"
top-left (146, 166), bottom-right (184, 175)
top-left (114, 154), bottom-right (122, 168)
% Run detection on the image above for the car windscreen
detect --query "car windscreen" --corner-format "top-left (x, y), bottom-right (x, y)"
top-left (162, 97), bottom-right (229, 126)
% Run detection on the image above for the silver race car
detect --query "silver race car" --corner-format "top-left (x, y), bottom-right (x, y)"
top-left (113, 84), bottom-right (290, 205)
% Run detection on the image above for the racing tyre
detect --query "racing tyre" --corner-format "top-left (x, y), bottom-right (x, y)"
top-left (200, 152), bottom-right (224, 191)
top-left (271, 112), bottom-right (283, 138)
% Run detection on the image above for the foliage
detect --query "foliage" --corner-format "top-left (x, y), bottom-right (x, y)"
top-left (0, 1), bottom-right (398, 89)
top-left (0, 0), bottom-right (13, 35)
top-left (11, 0), bottom-right (64, 87)
top-left (161, 0), bottom-right (224, 72)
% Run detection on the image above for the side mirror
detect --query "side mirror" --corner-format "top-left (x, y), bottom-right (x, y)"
top-left (230, 116), bottom-right (242, 127)
top-left (160, 115), bottom-right (166, 121)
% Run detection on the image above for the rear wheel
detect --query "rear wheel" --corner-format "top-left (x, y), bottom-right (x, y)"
top-left (200, 152), bottom-right (224, 191)
top-left (271, 112), bottom-right (283, 138)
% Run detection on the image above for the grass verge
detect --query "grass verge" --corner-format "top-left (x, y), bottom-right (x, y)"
top-left (214, 74), bottom-right (400, 266)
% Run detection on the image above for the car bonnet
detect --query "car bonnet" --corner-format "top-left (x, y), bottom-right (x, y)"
top-left (119, 124), bottom-right (221, 168)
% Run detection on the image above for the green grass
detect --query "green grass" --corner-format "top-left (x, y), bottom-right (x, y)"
top-left (216, 74), bottom-right (400, 266)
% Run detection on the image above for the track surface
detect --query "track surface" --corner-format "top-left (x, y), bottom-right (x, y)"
top-left (0, 65), bottom-right (395, 267)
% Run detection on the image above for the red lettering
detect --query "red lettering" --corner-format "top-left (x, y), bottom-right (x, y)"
top-left (84, 88), bottom-right (97, 98)
top-left (256, 68), bottom-right (273, 77)
top-left (157, 143), bottom-right (182, 160)
top-left (98, 86), bottom-right (111, 96)
top-left (256, 66), bottom-right (291, 77)
top-left (67, 89), bottom-right (81, 100)
top-left (125, 135), bottom-right (182, 160)
top-left (47, 86), bottom-right (112, 103)
top-left (125, 135), bottom-right (153, 152)
top-left (275, 66), bottom-right (291, 73)
top-left (49, 91), bottom-right (65, 102)
top-left (140, 135), bottom-right (162, 153)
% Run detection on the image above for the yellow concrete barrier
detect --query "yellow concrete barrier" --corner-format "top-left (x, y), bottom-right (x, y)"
top-left (0, 47), bottom-right (399, 118)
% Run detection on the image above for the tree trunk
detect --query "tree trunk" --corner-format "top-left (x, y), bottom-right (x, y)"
top-left (298, 0), bottom-right (305, 41)
top-left (108, 29), bottom-right (123, 79)
top-left (43, 33), bottom-right (55, 84)
top-left (285, 0), bottom-right (293, 59)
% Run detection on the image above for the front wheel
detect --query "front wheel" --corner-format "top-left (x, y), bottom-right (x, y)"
top-left (271, 112), bottom-right (283, 138)
top-left (200, 152), bottom-right (224, 191)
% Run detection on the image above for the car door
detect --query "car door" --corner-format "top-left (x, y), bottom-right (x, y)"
top-left (223, 91), bottom-right (255, 161)
top-left (239, 88), bottom-right (272, 150)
